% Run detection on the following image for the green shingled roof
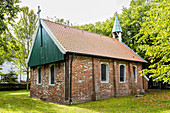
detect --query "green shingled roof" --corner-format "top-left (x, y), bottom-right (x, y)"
top-left (112, 15), bottom-right (122, 32)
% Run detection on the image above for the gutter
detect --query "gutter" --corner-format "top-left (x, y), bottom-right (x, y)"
top-left (70, 54), bottom-right (75, 104)
top-left (67, 51), bottom-right (146, 64)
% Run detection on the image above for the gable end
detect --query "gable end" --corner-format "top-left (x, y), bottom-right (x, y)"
top-left (28, 22), bottom-right (64, 67)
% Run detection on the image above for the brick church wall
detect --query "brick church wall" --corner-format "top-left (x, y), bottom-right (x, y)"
top-left (30, 55), bottom-right (147, 104)
top-left (70, 55), bottom-right (145, 103)
top-left (30, 61), bottom-right (66, 104)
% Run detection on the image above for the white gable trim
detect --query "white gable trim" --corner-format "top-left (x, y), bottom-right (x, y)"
top-left (26, 19), bottom-right (66, 65)
top-left (26, 22), bottom-right (39, 64)
top-left (41, 19), bottom-right (66, 54)
top-left (144, 75), bottom-right (149, 81)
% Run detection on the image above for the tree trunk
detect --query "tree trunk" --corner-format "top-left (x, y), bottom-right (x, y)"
top-left (26, 40), bottom-right (30, 91)
top-left (26, 67), bottom-right (29, 91)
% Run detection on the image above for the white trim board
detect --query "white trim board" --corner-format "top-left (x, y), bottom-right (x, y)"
top-left (41, 19), bottom-right (66, 54)
top-left (27, 19), bottom-right (66, 65)
top-left (26, 22), bottom-right (39, 64)
top-left (144, 75), bottom-right (149, 81)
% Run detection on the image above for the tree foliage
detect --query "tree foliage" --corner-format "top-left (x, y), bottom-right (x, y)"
top-left (136, 0), bottom-right (170, 83)
top-left (119, 0), bottom-right (152, 52)
top-left (0, 0), bottom-right (20, 64)
top-left (47, 16), bottom-right (73, 26)
top-left (74, 0), bottom-right (170, 83)
top-left (14, 6), bottom-right (38, 70)
top-left (14, 6), bottom-right (38, 90)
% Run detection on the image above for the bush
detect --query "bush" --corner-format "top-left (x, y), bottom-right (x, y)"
top-left (0, 82), bottom-right (30, 91)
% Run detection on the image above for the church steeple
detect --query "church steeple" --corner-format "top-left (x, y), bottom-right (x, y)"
top-left (112, 12), bottom-right (122, 42)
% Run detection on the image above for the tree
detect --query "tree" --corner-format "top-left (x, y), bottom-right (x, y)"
top-left (47, 16), bottom-right (73, 26)
top-left (14, 6), bottom-right (38, 91)
top-left (119, 0), bottom-right (152, 53)
top-left (74, 17), bottom-right (116, 38)
top-left (74, 0), bottom-right (170, 83)
top-left (136, 0), bottom-right (170, 83)
top-left (0, 0), bottom-right (20, 64)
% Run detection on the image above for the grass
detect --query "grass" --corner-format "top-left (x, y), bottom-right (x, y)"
top-left (0, 90), bottom-right (169, 113)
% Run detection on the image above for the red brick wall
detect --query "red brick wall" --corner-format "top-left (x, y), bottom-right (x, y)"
top-left (30, 62), bottom-right (66, 104)
top-left (143, 77), bottom-right (148, 91)
top-left (71, 56), bottom-right (93, 103)
top-left (70, 55), bottom-right (146, 103)
top-left (30, 55), bottom-right (148, 104)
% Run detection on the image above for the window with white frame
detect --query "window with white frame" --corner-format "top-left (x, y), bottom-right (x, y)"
top-left (37, 67), bottom-right (41, 84)
top-left (49, 65), bottom-right (55, 85)
top-left (101, 62), bottom-right (109, 83)
top-left (133, 66), bottom-right (137, 83)
top-left (119, 64), bottom-right (126, 83)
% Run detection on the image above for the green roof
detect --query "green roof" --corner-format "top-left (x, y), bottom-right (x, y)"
top-left (112, 15), bottom-right (122, 32)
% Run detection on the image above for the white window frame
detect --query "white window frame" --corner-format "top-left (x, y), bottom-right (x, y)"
top-left (100, 62), bottom-right (109, 83)
top-left (133, 65), bottom-right (137, 83)
top-left (119, 64), bottom-right (126, 83)
top-left (49, 64), bottom-right (55, 86)
top-left (37, 66), bottom-right (41, 85)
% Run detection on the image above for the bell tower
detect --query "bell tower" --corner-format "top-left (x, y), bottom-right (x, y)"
top-left (112, 12), bottom-right (123, 42)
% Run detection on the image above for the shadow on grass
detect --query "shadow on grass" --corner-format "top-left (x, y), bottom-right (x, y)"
top-left (0, 90), bottom-right (95, 113)
top-left (69, 90), bottom-right (170, 113)
top-left (0, 90), bottom-right (169, 113)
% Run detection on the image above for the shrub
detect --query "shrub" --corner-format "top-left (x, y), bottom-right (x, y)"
top-left (0, 82), bottom-right (30, 91)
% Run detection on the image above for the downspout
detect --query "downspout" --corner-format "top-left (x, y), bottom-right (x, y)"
top-left (113, 60), bottom-right (117, 97)
top-left (70, 54), bottom-right (75, 104)
top-left (92, 57), bottom-right (96, 101)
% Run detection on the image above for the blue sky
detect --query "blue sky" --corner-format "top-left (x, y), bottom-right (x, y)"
top-left (20, 0), bottom-right (131, 25)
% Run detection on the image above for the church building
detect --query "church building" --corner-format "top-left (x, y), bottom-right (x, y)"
top-left (27, 13), bottom-right (149, 104)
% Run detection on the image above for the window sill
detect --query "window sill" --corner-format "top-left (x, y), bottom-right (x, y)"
top-left (37, 83), bottom-right (41, 85)
top-left (101, 81), bottom-right (109, 83)
top-left (119, 81), bottom-right (126, 83)
top-left (49, 84), bottom-right (55, 86)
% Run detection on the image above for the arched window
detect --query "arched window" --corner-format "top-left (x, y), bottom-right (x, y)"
top-left (37, 67), bottom-right (41, 84)
top-left (119, 64), bottom-right (126, 83)
top-left (133, 66), bottom-right (137, 83)
top-left (49, 65), bottom-right (55, 85)
top-left (101, 62), bottom-right (109, 83)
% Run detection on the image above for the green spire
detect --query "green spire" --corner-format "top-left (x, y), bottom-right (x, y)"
top-left (112, 13), bottom-right (122, 33)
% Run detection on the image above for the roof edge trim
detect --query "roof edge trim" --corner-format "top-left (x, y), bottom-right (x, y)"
top-left (41, 19), bottom-right (66, 54)
top-left (144, 75), bottom-right (149, 81)
top-left (121, 42), bottom-right (147, 63)
top-left (26, 22), bottom-right (40, 64)
top-left (67, 51), bottom-right (147, 63)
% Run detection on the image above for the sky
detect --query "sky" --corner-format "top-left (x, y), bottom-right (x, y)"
top-left (20, 0), bottom-right (131, 25)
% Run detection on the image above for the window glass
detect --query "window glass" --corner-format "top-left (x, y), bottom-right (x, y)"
top-left (50, 65), bottom-right (55, 84)
top-left (101, 64), bottom-right (106, 81)
top-left (38, 67), bottom-right (41, 84)
top-left (133, 66), bottom-right (137, 82)
top-left (120, 65), bottom-right (125, 82)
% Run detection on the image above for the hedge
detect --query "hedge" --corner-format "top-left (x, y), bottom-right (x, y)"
top-left (0, 83), bottom-right (30, 91)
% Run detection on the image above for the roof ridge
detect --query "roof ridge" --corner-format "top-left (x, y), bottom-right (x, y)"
top-left (42, 18), bottom-right (117, 41)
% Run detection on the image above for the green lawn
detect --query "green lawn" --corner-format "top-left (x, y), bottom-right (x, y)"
top-left (0, 90), bottom-right (169, 113)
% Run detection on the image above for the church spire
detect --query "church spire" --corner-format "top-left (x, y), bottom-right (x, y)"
top-left (112, 12), bottom-right (122, 42)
